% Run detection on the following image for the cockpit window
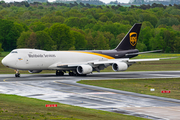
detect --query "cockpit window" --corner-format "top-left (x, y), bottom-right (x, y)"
top-left (11, 51), bottom-right (18, 53)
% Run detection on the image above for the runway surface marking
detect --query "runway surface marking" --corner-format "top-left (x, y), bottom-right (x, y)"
top-left (3, 78), bottom-right (8, 82)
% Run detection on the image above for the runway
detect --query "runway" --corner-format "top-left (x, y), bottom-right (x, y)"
top-left (1, 71), bottom-right (180, 120)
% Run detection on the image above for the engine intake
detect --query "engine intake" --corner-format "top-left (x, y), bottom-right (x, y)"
top-left (112, 62), bottom-right (128, 71)
top-left (28, 70), bottom-right (42, 73)
top-left (77, 65), bottom-right (93, 74)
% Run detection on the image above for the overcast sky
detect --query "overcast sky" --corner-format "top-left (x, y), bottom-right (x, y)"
top-left (4, 0), bottom-right (130, 4)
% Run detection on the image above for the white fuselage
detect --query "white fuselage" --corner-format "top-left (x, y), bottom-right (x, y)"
top-left (2, 49), bottom-right (113, 70)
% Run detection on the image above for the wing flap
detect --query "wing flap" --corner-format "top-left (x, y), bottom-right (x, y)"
top-left (49, 62), bottom-right (88, 69)
top-left (93, 58), bottom-right (129, 65)
top-left (128, 57), bottom-right (176, 62)
top-left (94, 57), bottom-right (175, 65)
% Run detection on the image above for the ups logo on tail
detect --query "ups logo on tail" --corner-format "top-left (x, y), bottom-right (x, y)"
top-left (129, 32), bottom-right (137, 46)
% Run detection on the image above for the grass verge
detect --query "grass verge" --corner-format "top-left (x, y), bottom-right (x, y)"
top-left (78, 78), bottom-right (180, 100)
top-left (0, 94), bottom-right (146, 120)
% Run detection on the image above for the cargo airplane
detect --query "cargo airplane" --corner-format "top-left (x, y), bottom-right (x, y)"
top-left (2, 23), bottom-right (163, 77)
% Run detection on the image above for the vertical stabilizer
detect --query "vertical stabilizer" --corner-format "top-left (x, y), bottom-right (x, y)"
top-left (115, 23), bottom-right (142, 51)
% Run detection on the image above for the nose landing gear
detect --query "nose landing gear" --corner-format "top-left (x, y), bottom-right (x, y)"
top-left (15, 70), bottom-right (20, 77)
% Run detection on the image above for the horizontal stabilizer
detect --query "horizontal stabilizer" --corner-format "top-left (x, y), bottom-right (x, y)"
top-left (129, 57), bottom-right (176, 62)
top-left (125, 50), bottom-right (162, 56)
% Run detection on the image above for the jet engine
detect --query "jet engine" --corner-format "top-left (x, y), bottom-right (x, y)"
top-left (77, 65), bottom-right (93, 74)
top-left (112, 62), bottom-right (128, 71)
top-left (28, 70), bottom-right (42, 73)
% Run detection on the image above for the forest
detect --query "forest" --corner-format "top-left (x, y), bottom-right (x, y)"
top-left (0, 2), bottom-right (180, 53)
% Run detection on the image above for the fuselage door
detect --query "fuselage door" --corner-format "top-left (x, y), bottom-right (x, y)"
top-left (25, 57), bottom-right (29, 64)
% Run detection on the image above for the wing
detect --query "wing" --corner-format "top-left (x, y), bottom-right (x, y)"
top-left (48, 57), bottom-right (176, 72)
top-left (93, 58), bottom-right (168, 65)
top-left (94, 57), bottom-right (176, 66)
top-left (48, 57), bottom-right (170, 68)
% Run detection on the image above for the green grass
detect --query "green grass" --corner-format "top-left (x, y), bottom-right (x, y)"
top-left (0, 52), bottom-right (180, 74)
top-left (78, 78), bottom-right (180, 100)
top-left (0, 94), bottom-right (146, 120)
top-left (0, 52), bottom-right (9, 57)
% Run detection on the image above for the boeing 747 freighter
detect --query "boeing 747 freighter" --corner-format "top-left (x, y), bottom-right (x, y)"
top-left (1, 23), bottom-right (164, 77)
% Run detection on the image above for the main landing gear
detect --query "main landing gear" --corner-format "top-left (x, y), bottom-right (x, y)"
top-left (56, 70), bottom-right (86, 76)
top-left (15, 70), bottom-right (20, 77)
top-left (56, 70), bottom-right (64, 76)
top-left (69, 71), bottom-right (76, 76)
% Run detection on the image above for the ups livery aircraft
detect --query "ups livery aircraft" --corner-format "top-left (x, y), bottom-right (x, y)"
top-left (2, 23), bottom-right (163, 77)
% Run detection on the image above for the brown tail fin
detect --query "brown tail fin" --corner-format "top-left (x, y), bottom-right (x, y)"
top-left (115, 23), bottom-right (142, 51)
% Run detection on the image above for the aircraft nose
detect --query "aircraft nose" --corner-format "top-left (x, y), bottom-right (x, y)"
top-left (1, 57), bottom-right (8, 67)
top-left (1, 56), bottom-right (14, 68)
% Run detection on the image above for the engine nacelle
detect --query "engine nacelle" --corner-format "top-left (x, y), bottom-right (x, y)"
top-left (112, 62), bottom-right (128, 72)
top-left (77, 65), bottom-right (93, 74)
top-left (28, 70), bottom-right (42, 73)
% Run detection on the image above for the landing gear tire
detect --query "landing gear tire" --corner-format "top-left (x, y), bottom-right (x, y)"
top-left (69, 72), bottom-right (75, 76)
top-left (15, 73), bottom-right (20, 77)
top-left (15, 70), bottom-right (20, 77)
top-left (56, 70), bottom-right (64, 76)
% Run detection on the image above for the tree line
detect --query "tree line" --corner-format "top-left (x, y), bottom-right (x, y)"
top-left (0, 3), bottom-right (180, 53)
